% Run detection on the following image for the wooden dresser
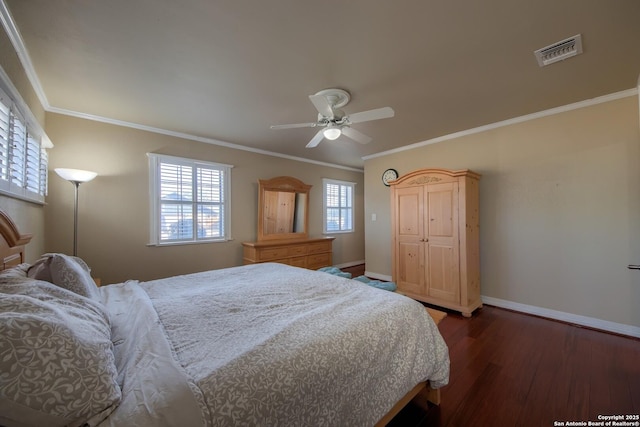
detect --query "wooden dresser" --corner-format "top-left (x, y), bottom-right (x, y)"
top-left (242, 237), bottom-right (335, 270)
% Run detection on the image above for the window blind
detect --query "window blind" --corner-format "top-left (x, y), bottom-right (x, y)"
top-left (148, 153), bottom-right (232, 244)
top-left (323, 179), bottom-right (354, 233)
top-left (0, 98), bottom-right (10, 182)
top-left (0, 85), bottom-right (49, 203)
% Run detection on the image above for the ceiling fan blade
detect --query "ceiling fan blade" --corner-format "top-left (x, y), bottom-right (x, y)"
top-left (306, 129), bottom-right (325, 148)
top-left (347, 106), bottom-right (395, 124)
top-left (270, 122), bottom-right (318, 130)
top-left (308, 94), bottom-right (334, 118)
top-left (342, 127), bottom-right (372, 144)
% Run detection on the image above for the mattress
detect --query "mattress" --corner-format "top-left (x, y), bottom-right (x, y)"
top-left (99, 262), bottom-right (449, 426)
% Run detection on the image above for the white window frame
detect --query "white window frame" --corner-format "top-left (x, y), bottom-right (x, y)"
top-left (323, 178), bottom-right (355, 234)
top-left (0, 69), bottom-right (51, 204)
top-left (148, 153), bottom-right (233, 245)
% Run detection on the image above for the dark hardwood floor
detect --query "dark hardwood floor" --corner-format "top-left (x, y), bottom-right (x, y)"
top-left (341, 265), bottom-right (640, 427)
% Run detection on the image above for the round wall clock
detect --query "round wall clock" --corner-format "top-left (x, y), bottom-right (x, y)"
top-left (382, 168), bottom-right (399, 186)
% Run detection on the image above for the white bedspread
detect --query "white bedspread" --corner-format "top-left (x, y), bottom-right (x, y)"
top-left (99, 263), bottom-right (449, 427)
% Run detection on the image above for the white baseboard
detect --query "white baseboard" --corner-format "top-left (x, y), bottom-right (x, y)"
top-left (346, 273), bottom-right (639, 338)
top-left (340, 266), bottom-right (392, 281)
top-left (482, 296), bottom-right (640, 339)
top-left (333, 260), bottom-right (365, 270)
top-left (364, 270), bottom-right (392, 281)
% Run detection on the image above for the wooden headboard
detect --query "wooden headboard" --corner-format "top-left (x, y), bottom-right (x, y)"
top-left (0, 209), bottom-right (33, 271)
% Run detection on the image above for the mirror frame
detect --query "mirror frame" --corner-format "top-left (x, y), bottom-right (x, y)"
top-left (257, 176), bottom-right (312, 241)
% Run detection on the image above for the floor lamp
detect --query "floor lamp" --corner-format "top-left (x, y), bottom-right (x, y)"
top-left (55, 168), bottom-right (97, 256)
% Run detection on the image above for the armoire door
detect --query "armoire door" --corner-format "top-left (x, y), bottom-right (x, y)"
top-left (394, 186), bottom-right (425, 295)
top-left (391, 168), bottom-right (481, 316)
top-left (425, 181), bottom-right (460, 303)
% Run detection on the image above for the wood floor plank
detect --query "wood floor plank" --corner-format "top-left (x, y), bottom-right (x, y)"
top-left (396, 306), bottom-right (640, 426)
top-left (590, 330), bottom-right (638, 418)
top-left (445, 362), bottom-right (504, 426)
top-left (567, 328), bottom-right (591, 421)
top-left (516, 321), bottom-right (568, 425)
top-left (336, 266), bottom-right (640, 426)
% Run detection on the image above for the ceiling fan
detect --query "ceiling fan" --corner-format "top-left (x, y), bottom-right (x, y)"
top-left (270, 88), bottom-right (395, 148)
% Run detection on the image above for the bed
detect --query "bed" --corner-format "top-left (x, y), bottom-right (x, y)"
top-left (0, 209), bottom-right (449, 427)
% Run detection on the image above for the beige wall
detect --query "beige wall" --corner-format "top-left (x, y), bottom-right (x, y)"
top-left (364, 95), bottom-right (640, 328)
top-left (0, 25), bottom-right (44, 126)
top-left (5, 15), bottom-right (638, 330)
top-left (44, 113), bottom-right (365, 284)
top-left (2, 14), bottom-right (364, 285)
top-left (0, 18), bottom-right (46, 262)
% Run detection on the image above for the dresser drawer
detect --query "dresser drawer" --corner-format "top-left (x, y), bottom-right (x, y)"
top-left (289, 256), bottom-right (307, 267)
top-left (287, 245), bottom-right (307, 256)
top-left (242, 237), bottom-right (334, 270)
top-left (307, 242), bottom-right (331, 254)
top-left (307, 253), bottom-right (331, 269)
top-left (258, 247), bottom-right (289, 261)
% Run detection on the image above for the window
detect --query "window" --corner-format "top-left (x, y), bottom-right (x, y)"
top-left (323, 178), bottom-right (355, 233)
top-left (0, 86), bottom-right (49, 204)
top-left (148, 153), bottom-right (232, 245)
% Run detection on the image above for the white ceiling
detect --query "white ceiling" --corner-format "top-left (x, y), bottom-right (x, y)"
top-left (4, 0), bottom-right (640, 169)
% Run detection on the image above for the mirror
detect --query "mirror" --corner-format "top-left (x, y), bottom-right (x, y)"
top-left (257, 176), bottom-right (311, 241)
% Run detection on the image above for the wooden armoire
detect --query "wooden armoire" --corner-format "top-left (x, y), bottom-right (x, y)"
top-left (390, 168), bottom-right (481, 317)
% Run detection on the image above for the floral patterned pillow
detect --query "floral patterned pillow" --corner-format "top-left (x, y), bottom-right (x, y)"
top-left (0, 279), bottom-right (120, 426)
top-left (28, 253), bottom-right (100, 301)
top-left (0, 263), bottom-right (30, 283)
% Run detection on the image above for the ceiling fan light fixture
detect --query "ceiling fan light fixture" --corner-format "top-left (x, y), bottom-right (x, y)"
top-left (270, 89), bottom-right (394, 147)
top-left (323, 126), bottom-right (341, 140)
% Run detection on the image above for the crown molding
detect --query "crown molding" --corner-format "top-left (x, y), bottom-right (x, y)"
top-left (47, 106), bottom-right (363, 173)
top-left (363, 87), bottom-right (639, 161)
top-left (0, 0), bottom-right (49, 109)
top-left (0, 65), bottom-right (52, 148)
top-left (5, 0), bottom-right (632, 173)
top-left (0, 0), bottom-right (362, 173)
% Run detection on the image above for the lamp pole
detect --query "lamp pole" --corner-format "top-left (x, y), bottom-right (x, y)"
top-left (71, 180), bottom-right (81, 256)
top-left (55, 168), bottom-right (97, 257)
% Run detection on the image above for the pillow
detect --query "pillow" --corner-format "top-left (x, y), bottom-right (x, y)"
top-left (0, 278), bottom-right (120, 427)
top-left (27, 255), bottom-right (53, 282)
top-left (28, 253), bottom-right (92, 280)
top-left (0, 263), bottom-right (30, 283)
top-left (28, 253), bottom-right (100, 301)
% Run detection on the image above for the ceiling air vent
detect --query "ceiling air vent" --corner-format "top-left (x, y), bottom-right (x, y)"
top-left (534, 34), bottom-right (583, 67)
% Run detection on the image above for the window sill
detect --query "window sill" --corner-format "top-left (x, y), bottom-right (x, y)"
top-left (147, 238), bottom-right (233, 247)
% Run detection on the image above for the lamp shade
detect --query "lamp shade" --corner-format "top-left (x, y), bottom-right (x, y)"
top-left (55, 168), bottom-right (97, 183)
top-left (323, 126), bottom-right (341, 141)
